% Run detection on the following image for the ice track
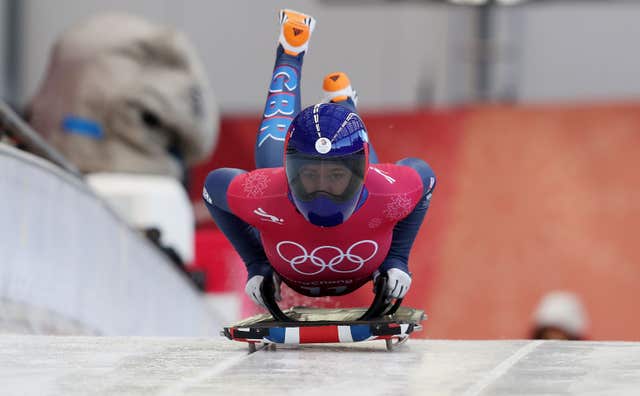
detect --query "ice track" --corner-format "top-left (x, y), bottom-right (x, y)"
top-left (2, 336), bottom-right (640, 395)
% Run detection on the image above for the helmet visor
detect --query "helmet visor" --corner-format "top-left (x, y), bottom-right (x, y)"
top-left (286, 149), bottom-right (366, 204)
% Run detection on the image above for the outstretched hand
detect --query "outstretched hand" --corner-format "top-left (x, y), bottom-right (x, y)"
top-left (374, 268), bottom-right (412, 300)
top-left (245, 273), bottom-right (282, 308)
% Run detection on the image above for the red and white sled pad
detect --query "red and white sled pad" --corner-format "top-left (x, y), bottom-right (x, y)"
top-left (222, 307), bottom-right (425, 346)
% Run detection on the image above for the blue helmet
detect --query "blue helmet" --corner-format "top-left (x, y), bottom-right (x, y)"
top-left (284, 103), bottom-right (370, 227)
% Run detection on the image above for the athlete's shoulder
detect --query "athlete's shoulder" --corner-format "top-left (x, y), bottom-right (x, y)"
top-left (366, 163), bottom-right (423, 195)
top-left (227, 167), bottom-right (288, 200)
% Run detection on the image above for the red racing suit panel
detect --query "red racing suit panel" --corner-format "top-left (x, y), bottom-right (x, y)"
top-left (226, 164), bottom-right (423, 296)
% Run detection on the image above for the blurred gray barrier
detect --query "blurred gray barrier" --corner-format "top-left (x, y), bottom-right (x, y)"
top-left (0, 143), bottom-right (221, 336)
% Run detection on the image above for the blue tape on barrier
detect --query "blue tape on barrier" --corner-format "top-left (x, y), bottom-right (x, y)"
top-left (62, 116), bottom-right (104, 139)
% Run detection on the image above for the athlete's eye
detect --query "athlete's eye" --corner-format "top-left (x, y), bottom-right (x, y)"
top-left (329, 171), bottom-right (347, 181)
top-left (300, 169), bottom-right (319, 180)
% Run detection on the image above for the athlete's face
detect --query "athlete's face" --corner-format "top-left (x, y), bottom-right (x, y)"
top-left (298, 162), bottom-right (352, 197)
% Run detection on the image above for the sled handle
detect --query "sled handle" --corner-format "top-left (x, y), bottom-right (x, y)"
top-left (358, 275), bottom-right (403, 321)
top-left (261, 273), bottom-right (296, 322)
top-left (384, 298), bottom-right (403, 316)
top-left (357, 275), bottom-right (388, 320)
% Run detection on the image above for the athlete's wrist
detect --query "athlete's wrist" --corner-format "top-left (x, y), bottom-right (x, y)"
top-left (246, 260), bottom-right (273, 280)
top-left (378, 257), bottom-right (410, 276)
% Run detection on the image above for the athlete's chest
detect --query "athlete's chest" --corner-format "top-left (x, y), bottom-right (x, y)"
top-left (248, 192), bottom-right (396, 241)
top-left (249, 198), bottom-right (393, 278)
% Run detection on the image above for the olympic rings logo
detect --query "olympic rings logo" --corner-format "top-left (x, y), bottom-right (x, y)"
top-left (276, 240), bottom-right (379, 275)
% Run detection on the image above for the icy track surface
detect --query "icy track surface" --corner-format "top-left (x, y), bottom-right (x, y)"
top-left (2, 336), bottom-right (640, 396)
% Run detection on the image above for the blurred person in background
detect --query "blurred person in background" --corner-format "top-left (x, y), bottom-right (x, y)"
top-left (203, 9), bottom-right (436, 309)
top-left (27, 12), bottom-right (219, 180)
top-left (531, 291), bottom-right (589, 341)
top-left (24, 12), bottom-right (221, 289)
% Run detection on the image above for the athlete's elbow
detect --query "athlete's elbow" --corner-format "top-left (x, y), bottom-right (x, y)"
top-left (203, 167), bottom-right (246, 211)
top-left (202, 171), bottom-right (219, 208)
top-left (397, 157), bottom-right (436, 196)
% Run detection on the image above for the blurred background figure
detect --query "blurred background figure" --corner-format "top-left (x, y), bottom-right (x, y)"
top-left (531, 291), bottom-right (589, 341)
top-left (27, 12), bottom-right (219, 179)
top-left (24, 12), bottom-right (221, 290)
